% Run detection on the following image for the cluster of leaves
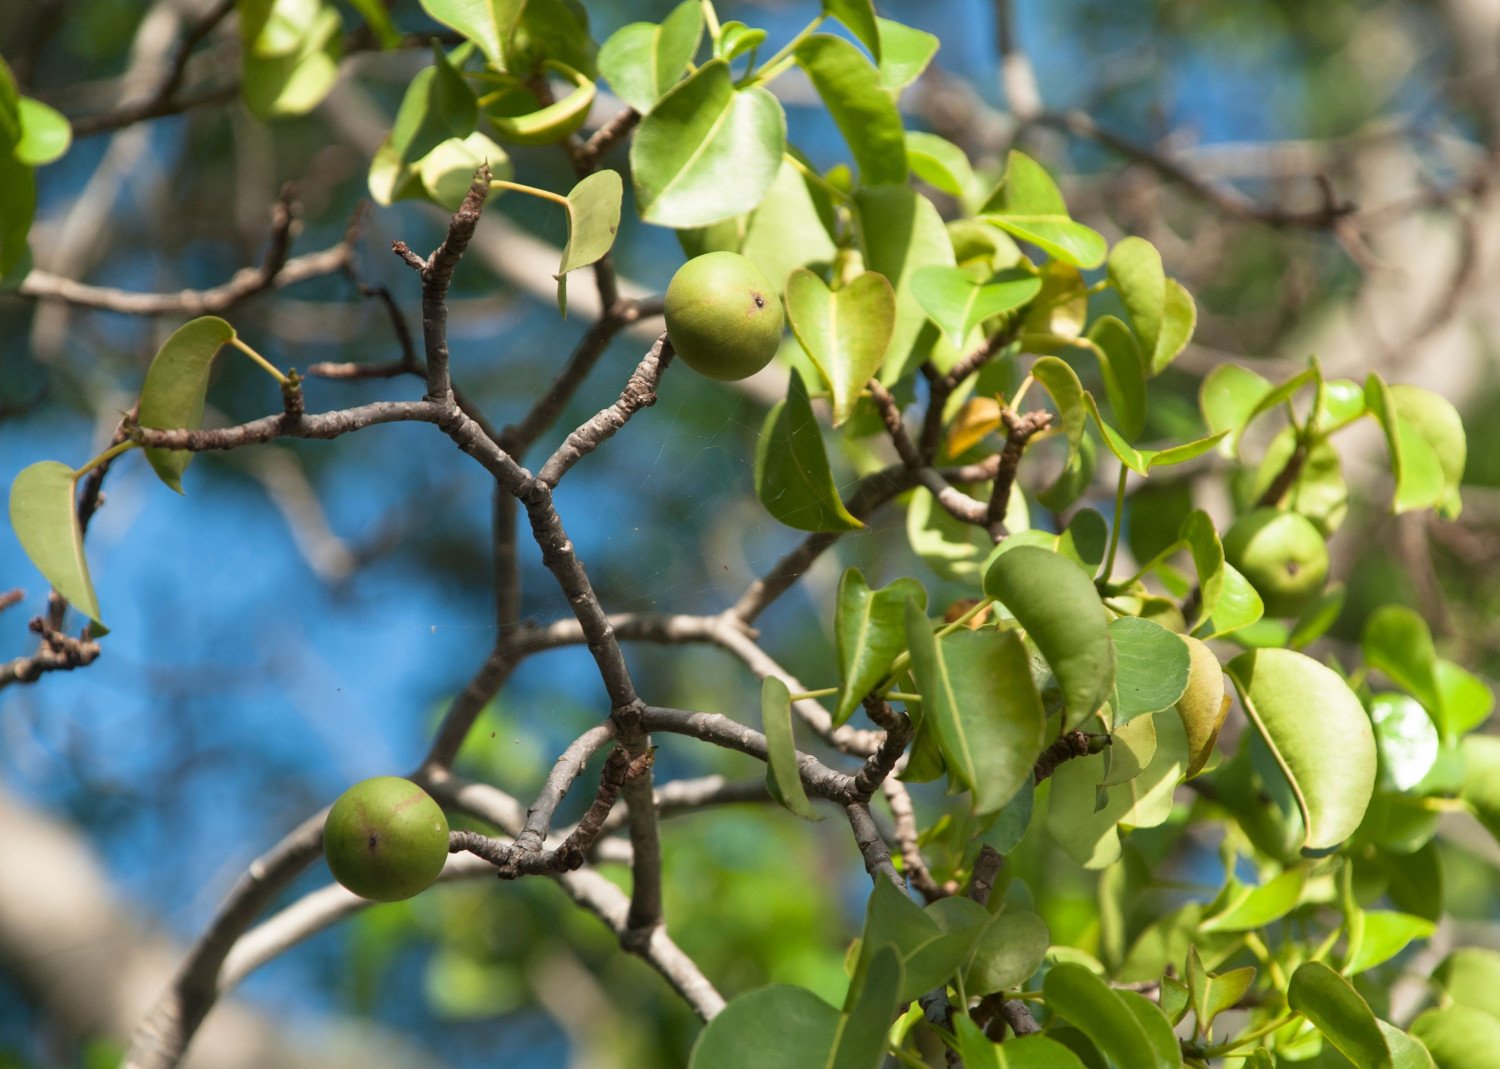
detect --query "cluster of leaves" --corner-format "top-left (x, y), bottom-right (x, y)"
top-left (6, 1), bottom-right (1496, 1067)
top-left (0, 57), bottom-right (69, 282)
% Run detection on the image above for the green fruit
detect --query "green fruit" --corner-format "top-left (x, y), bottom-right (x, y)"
top-left (1222, 508), bottom-right (1330, 618)
top-left (664, 252), bottom-right (784, 381)
top-left (323, 777), bottom-right (450, 902)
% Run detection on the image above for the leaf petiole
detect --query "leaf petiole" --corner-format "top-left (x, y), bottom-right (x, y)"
top-left (489, 179), bottom-right (571, 209)
top-left (72, 439), bottom-right (140, 480)
top-left (229, 337), bottom-right (287, 385)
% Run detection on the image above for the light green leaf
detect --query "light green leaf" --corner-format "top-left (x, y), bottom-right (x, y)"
top-left (904, 604), bottom-right (1047, 815)
top-left (1412, 1007), bottom-right (1500, 1069)
top-left (823, 0), bottom-right (881, 60)
top-left (981, 153), bottom-right (1105, 269)
top-left (795, 35), bottom-right (906, 187)
top-left (687, 985), bottom-right (840, 1068)
top-left (1083, 393), bottom-right (1225, 474)
top-left (1044, 963), bottom-right (1172, 1069)
top-left (761, 676), bottom-right (820, 821)
top-left (1227, 649), bottom-right (1377, 853)
top-left (1200, 868), bottom-right (1306, 931)
top-left (1461, 735), bottom-right (1500, 846)
top-left (389, 46), bottom-right (478, 165)
top-left (1366, 373), bottom-right (1447, 515)
top-left (754, 370), bottom-right (862, 531)
top-left (873, 17), bottom-right (938, 90)
top-left (785, 268), bottom-right (896, 425)
top-left (1362, 606), bottom-right (1446, 740)
top-left (1030, 356), bottom-right (1091, 509)
top-left (1288, 961), bottom-right (1393, 1069)
top-left (15, 96), bottom-right (71, 166)
top-left (482, 62), bottom-right (596, 145)
top-left (631, 60), bottom-right (786, 228)
top-left (714, 22), bottom-right (767, 62)
top-left (993, 1035), bottom-right (1088, 1069)
top-left (833, 569), bottom-right (925, 725)
top-left (1109, 616), bottom-right (1191, 723)
top-left (1390, 385), bottom-right (1465, 518)
top-left (138, 316), bottom-right (239, 493)
top-left (1107, 237), bottom-right (1165, 360)
top-left (1378, 1023), bottom-right (1437, 1069)
top-left (1200, 363), bottom-right (1272, 458)
top-left (906, 132), bottom-right (977, 204)
top-left (1152, 279), bottom-right (1196, 375)
top-left (597, 1), bottom-right (703, 115)
top-left (9, 461), bottom-right (102, 626)
top-left (1347, 912), bottom-right (1435, 975)
top-left (240, 0), bottom-right (342, 120)
top-left (983, 545), bottom-right (1114, 728)
top-left (418, 0), bottom-right (525, 70)
top-left (965, 909), bottom-right (1049, 995)
top-left (1434, 948), bottom-right (1500, 1020)
top-left (415, 132), bottom-right (512, 210)
top-left (1176, 635), bottom-right (1228, 777)
top-left (905, 481), bottom-right (1025, 583)
top-left (1087, 316), bottom-right (1147, 441)
top-left (911, 265), bottom-right (1041, 350)
top-left (554, 169), bottom-right (624, 314)
top-left (1369, 694), bottom-right (1439, 792)
top-left (855, 184), bottom-right (955, 384)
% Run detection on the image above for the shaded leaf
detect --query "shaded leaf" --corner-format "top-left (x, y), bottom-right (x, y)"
top-left (855, 184), bottom-right (955, 384)
top-left (1043, 963), bottom-right (1171, 1069)
top-left (1109, 616), bottom-right (1191, 723)
top-left (687, 985), bottom-right (839, 1067)
top-left (831, 944), bottom-right (901, 1069)
top-left (965, 909), bottom-right (1049, 995)
top-left (761, 676), bottom-right (820, 820)
top-left (1288, 961), bottom-right (1393, 1069)
top-left (754, 370), bottom-right (862, 531)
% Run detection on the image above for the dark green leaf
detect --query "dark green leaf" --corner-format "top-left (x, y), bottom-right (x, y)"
top-left (754, 369), bottom-right (862, 531)
top-left (1044, 962), bottom-right (1171, 1069)
top-left (390, 46), bottom-right (478, 164)
top-left (833, 569), bottom-right (925, 725)
top-left (831, 945), bottom-right (901, 1069)
top-left (687, 985), bottom-right (839, 1067)
top-left (761, 676), bottom-right (820, 820)
top-left (1109, 616), bottom-right (1191, 723)
top-left (1087, 316), bottom-right (1147, 441)
top-left (965, 909), bottom-right (1048, 995)
top-left (855, 185), bottom-right (955, 384)
top-left (1288, 961), bottom-right (1393, 1069)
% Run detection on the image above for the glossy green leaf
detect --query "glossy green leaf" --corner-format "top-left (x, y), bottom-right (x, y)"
top-left (1390, 385), bottom-right (1465, 518)
top-left (1366, 373), bottom-right (1447, 515)
top-left (1289, 961), bottom-right (1393, 1069)
top-left (1118, 990), bottom-right (1183, 1068)
top-left (911, 266), bottom-right (1040, 350)
top-left (1179, 509), bottom-right (1265, 638)
top-left (15, 96), bottom-right (71, 166)
top-left (1200, 868), bottom-right (1306, 931)
top-left (9, 461), bottom-right (101, 626)
top-left (796, 35), bottom-right (906, 187)
top-left (1098, 706), bottom-right (1157, 786)
top-left (1200, 363), bottom-right (1272, 458)
top-left (1175, 636), bottom-right (1228, 777)
top-left (632, 60), bottom-right (785, 228)
top-left (855, 185), bottom-right (955, 384)
top-left (1377, 1023), bottom-right (1437, 1069)
top-left (981, 152), bottom-right (1106, 269)
top-left (1030, 356), bottom-right (1092, 509)
top-left (240, 0), bottom-right (342, 120)
top-left (1109, 616), bottom-right (1191, 723)
top-left (1347, 911), bottom-right (1434, 975)
top-left (419, 0), bottom-right (525, 70)
top-left (1151, 279), bottom-right (1196, 375)
top-left (904, 605), bottom-right (1047, 814)
top-left (1362, 606), bottom-right (1446, 739)
top-left (1412, 1006), bottom-right (1500, 1069)
top-left (833, 569), bottom-right (925, 725)
top-left (761, 676), bottom-right (820, 821)
top-left (983, 546), bottom-right (1114, 727)
top-left (823, 0), bottom-right (881, 59)
top-left (1227, 649), bottom-right (1377, 853)
top-left (393, 47), bottom-right (478, 165)
top-left (906, 132), bottom-right (977, 203)
top-left (415, 132), bottom-right (512, 210)
top-left (754, 371), bottom-right (861, 531)
top-left (138, 316), bottom-right (238, 493)
top-left (1369, 694), bottom-right (1439, 792)
top-left (831, 944), bottom-right (900, 1069)
top-left (597, 1), bottom-right (703, 115)
top-left (483, 62), bottom-right (595, 145)
top-left (873, 17), bottom-right (938, 90)
top-left (1044, 962), bottom-right (1171, 1069)
top-left (965, 909), bottom-right (1049, 995)
top-left (555, 169), bottom-right (623, 314)
top-left (688, 984), bottom-right (840, 1067)
top-left (993, 1035), bottom-right (1088, 1069)
top-left (1107, 237), bottom-right (1164, 360)
top-left (905, 481), bottom-right (1025, 583)
top-left (785, 269), bottom-right (896, 425)
top-left (1084, 393), bottom-right (1225, 474)
top-left (512, 0), bottom-right (596, 77)
top-left (1087, 316), bottom-right (1147, 441)
top-left (1058, 509), bottom-right (1108, 573)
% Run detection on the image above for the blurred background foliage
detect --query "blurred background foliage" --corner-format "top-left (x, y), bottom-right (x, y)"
top-left (1, 0), bottom-right (1497, 1065)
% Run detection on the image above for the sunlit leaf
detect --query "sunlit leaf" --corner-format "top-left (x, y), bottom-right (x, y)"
top-left (796, 35), bottom-right (906, 186)
top-left (598, 1), bottom-right (703, 114)
top-left (856, 184), bottom-right (955, 384)
top-left (138, 316), bottom-right (238, 493)
top-left (833, 568), bottom-right (925, 725)
top-left (1288, 961), bottom-right (1393, 1069)
top-left (9, 461), bottom-right (102, 625)
top-left (418, 0), bottom-right (525, 70)
top-left (784, 268), bottom-right (896, 425)
top-left (911, 265), bottom-right (1040, 350)
top-left (761, 676), bottom-right (820, 821)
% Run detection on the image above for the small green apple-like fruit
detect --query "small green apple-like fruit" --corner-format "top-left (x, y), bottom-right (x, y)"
top-left (664, 252), bottom-right (784, 381)
top-left (1222, 508), bottom-right (1331, 618)
top-left (324, 777), bottom-right (450, 902)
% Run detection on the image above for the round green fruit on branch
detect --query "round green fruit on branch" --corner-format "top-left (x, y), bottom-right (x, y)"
top-left (1222, 507), bottom-right (1331, 618)
top-left (323, 776), bottom-right (450, 902)
top-left (663, 252), bottom-right (784, 381)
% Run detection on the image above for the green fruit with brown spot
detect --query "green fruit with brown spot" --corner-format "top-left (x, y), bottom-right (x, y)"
top-left (1222, 508), bottom-right (1330, 618)
top-left (323, 777), bottom-right (449, 901)
top-left (664, 252), bottom-right (784, 381)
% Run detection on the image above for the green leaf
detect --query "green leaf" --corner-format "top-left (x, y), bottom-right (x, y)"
top-left (1109, 616), bottom-right (1191, 723)
top-left (1118, 990), bottom-right (1183, 1068)
top-left (9, 461), bottom-right (102, 626)
top-left (795, 35), bottom-right (906, 187)
top-left (1434, 948), bottom-right (1500, 1020)
top-left (911, 266), bottom-right (1041, 350)
top-left (1288, 961), bottom-right (1393, 1069)
top-left (854, 878), bottom-right (988, 1003)
top-left (688, 985), bottom-right (840, 1068)
top-left (906, 132), bottom-right (977, 204)
top-left (1365, 373), bottom-right (1447, 515)
top-left (1390, 385), bottom-right (1465, 518)
top-left (831, 945), bottom-right (901, 1069)
top-left (239, 0), bottom-right (342, 120)
top-left (823, 0), bottom-right (881, 60)
top-left (1362, 606), bottom-right (1446, 740)
top-left (904, 604), bottom-right (1047, 815)
top-left (965, 909), bottom-right (1049, 995)
top-left (761, 676), bottom-right (820, 821)
top-left (1083, 316), bottom-right (1147, 442)
top-left (418, 0), bottom-right (525, 70)
top-left (1152, 279), bottom-right (1196, 375)
top-left (1200, 868), bottom-right (1306, 931)
top-left (482, 62), bottom-right (596, 145)
top-left (785, 269), bottom-right (896, 426)
top-left (1083, 393), bottom-right (1225, 475)
top-left (1369, 694), bottom-right (1439, 792)
top-left (415, 132), bottom-right (512, 210)
top-left (15, 96), bottom-right (71, 166)
top-left (1413, 1006), bottom-right (1500, 1069)
top-left (905, 482), bottom-right (1024, 583)
top-left (1030, 356), bottom-right (1091, 509)
top-left (554, 169), bottom-right (623, 314)
top-left (1175, 635), bottom-right (1228, 777)
top-left (1057, 509), bottom-right (1108, 574)
top-left (137, 316), bottom-right (239, 493)
top-left (953, 1013), bottom-right (1001, 1069)
top-left (980, 152), bottom-right (1105, 269)
top-left (0, 61), bottom-right (36, 277)
top-left (345, 0), bottom-right (402, 48)
top-left (714, 22), bottom-right (767, 62)
top-left (1044, 962), bottom-right (1171, 1069)
top-left (631, 60), bottom-right (785, 228)
top-left (389, 46), bottom-right (478, 165)
top-left (1226, 649), bottom-right (1377, 853)
top-left (597, 1), bottom-right (703, 115)
top-left (1200, 364), bottom-right (1272, 458)
top-left (873, 17), bottom-right (938, 90)
top-left (855, 185), bottom-right (955, 384)
top-left (982, 546), bottom-right (1115, 728)
top-left (754, 369), bottom-right (862, 531)
top-left (1462, 735), bottom-right (1500, 846)
top-left (1379, 1023), bottom-right (1437, 1069)
top-left (1347, 911), bottom-right (1435, 975)
top-left (1106, 237), bottom-right (1165, 362)
top-left (993, 1035), bottom-right (1088, 1069)
top-left (833, 569), bottom-right (925, 725)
